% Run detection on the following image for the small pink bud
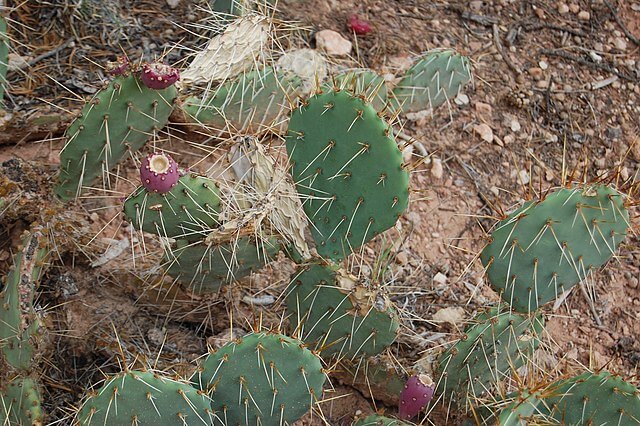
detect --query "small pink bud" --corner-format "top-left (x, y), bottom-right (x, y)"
top-left (106, 56), bottom-right (130, 76)
top-left (139, 152), bottom-right (179, 194)
top-left (398, 374), bottom-right (434, 420)
top-left (140, 62), bottom-right (180, 90)
top-left (348, 15), bottom-right (373, 36)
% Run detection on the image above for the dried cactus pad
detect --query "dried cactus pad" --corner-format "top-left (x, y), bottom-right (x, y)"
top-left (286, 264), bottom-right (399, 359)
top-left (286, 90), bottom-right (409, 260)
top-left (481, 185), bottom-right (629, 312)
top-left (391, 49), bottom-right (472, 114)
top-left (56, 74), bottom-right (177, 200)
top-left (195, 332), bottom-right (325, 426)
top-left (77, 370), bottom-right (213, 425)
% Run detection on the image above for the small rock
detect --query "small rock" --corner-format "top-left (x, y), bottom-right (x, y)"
top-left (469, 1), bottom-right (483, 11)
top-left (558, 3), bottom-right (569, 14)
top-left (539, 60), bottom-right (548, 70)
top-left (589, 51), bottom-right (603, 62)
top-left (396, 252), bottom-right (408, 265)
top-left (7, 53), bottom-right (29, 71)
top-left (620, 166), bottom-right (629, 181)
top-left (315, 30), bottom-right (352, 56)
top-left (431, 157), bottom-right (443, 179)
top-left (578, 10), bottom-right (590, 20)
top-left (432, 272), bottom-right (448, 285)
top-left (432, 306), bottom-right (465, 327)
top-left (528, 67), bottom-right (543, 80)
top-left (517, 169), bottom-right (530, 185)
top-left (510, 119), bottom-right (521, 132)
top-left (606, 126), bottom-right (622, 139)
top-left (613, 37), bottom-right (628, 51)
top-left (569, 4), bottom-right (580, 13)
top-left (454, 93), bottom-right (469, 106)
top-left (166, 0), bottom-right (180, 8)
top-left (474, 123), bottom-right (494, 143)
top-left (387, 53), bottom-right (414, 72)
top-left (503, 134), bottom-right (515, 144)
top-left (475, 101), bottom-right (492, 117)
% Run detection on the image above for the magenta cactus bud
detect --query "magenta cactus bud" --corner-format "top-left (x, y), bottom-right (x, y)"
top-left (398, 374), bottom-right (435, 420)
top-left (140, 62), bottom-right (180, 89)
top-left (106, 56), bottom-right (130, 76)
top-left (140, 152), bottom-right (179, 193)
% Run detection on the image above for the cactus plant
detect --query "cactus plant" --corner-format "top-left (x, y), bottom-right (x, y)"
top-left (0, 228), bottom-right (49, 371)
top-left (480, 185), bottom-right (630, 312)
top-left (123, 173), bottom-right (222, 241)
top-left (391, 49), bottom-right (472, 114)
top-left (0, 377), bottom-right (43, 426)
top-left (195, 332), bottom-right (325, 426)
top-left (0, 15), bottom-right (9, 106)
top-left (353, 414), bottom-right (410, 426)
top-left (332, 69), bottom-right (388, 111)
top-left (286, 263), bottom-right (399, 359)
top-left (183, 66), bottom-right (300, 133)
top-left (436, 308), bottom-right (544, 407)
top-left (285, 89), bottom-right (409, 260)
top-left (55, 69), bottom-right (178, 201)
top-left (77, 370), bottom-right (213, 425)
top-left (165, 236), bottom-right (281, 294)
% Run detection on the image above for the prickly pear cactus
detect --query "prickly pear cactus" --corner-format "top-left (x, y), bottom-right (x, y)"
top-left (391, 49), bottom-right (472, 113)
top-left (123, 174), bottom-right (222, 241)
top-left (77, 370), bottom-right (213, 425)
top-left (286, 264), bottom-right (399, 359)
top-left (0, 228), bottom-right (49, 371)
top-left (0, 15), bottom-right (9, 105)
top-left (165, 236), bottom-right (281, 294)
top-left (195, 332), bottom-right (325, 426)
top-left (332, 69), bottom-right (388, 111)
top-left (481, 185), bottom-right (629, 312)
top-left (183, 67), bottom-right (300, 133)
top-left (285, 89), bottom-right (409, 260)
top-left (56, 73), bottom-right (178, 200)
top-left (494, 371), bottom-right (640, 425)
top-left (353, 414), bottom-right (410, 426)
top-left (0, 377), bottom-right (43, 426)
top-left (436, 308), bottom-right (544, 406)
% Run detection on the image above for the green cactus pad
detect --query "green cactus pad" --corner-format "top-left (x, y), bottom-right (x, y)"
top-left (123, 174), bottom-right (221, 241)
top-left (436, 308), bottom-right (544, 406)
top-left (196, 332), bottom-right (325, 426)
top-left (391, 50), bottom-right (472, 114)
top-left (77, 370), bottom-right (213, 425)
top-left (332, 69), bottom-right (388, 111)
top-left (286, 264), bottom-right (399, 359)
top-left (183, 67), bottom-right (300, 133)
top-left (494, 372), bottom-right (640, 425)
top-left (542, 371), bottom-right (640, 425)
top-left (0, 377), bottom-right (43, 425)
top-left (165, 236), bottom-right (281, 294)
top-left (353, 415), bottom-right (410, 426)
top-left (56, 74), bottom-right (177, 200)
top-left (480, 185), bottom-right (630, 312)
top-left (0, 229), bottom-right (49, 371)
top-left (0, 16), bottom-right (9, 105)
top-left (285, 90), bottom-right (409, 260)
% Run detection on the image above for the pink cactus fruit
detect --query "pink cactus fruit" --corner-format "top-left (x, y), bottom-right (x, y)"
top-left (140, 62), bottom-right (180, 90)
top-left (398, 374), bottom-right (435, 420)
top-left (106, 56), bottom-right (130, 76)
top-left (348, 15), bottom-right (373, 36)
top-left (140, 152), bottom-right (179, 193)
